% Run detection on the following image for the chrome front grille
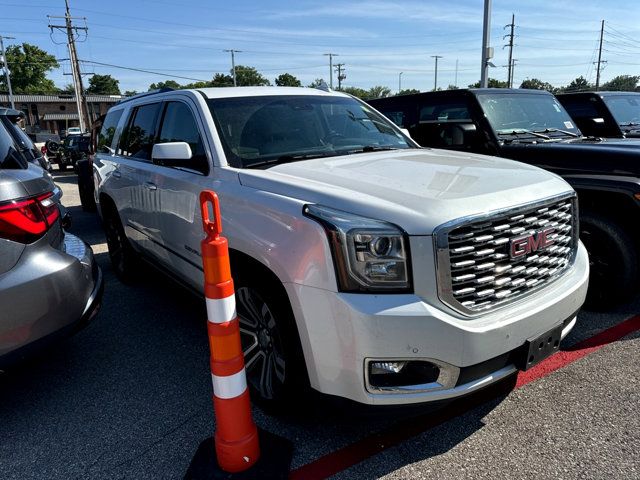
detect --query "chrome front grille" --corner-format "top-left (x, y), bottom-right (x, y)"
top-left (435, 194), bottom-right (578, 315)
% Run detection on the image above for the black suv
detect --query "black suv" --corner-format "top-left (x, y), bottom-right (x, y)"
top-left (557, 91), bottom-right (640, 139)
top-left (369, 88), bottom-right (640, 307)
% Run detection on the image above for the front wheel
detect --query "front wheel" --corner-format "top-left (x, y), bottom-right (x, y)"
top-left (234, 270), bottom-right (307, 412)
top-left (580, 211), bottom-right (638, 309)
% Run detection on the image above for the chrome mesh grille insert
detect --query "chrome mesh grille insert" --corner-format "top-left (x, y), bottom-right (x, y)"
top-left (435, 195), bottom-right (577, 315)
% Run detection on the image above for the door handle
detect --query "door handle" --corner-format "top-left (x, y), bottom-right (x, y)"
top-left (112, 170), bottom-right (121, 179)
top-left (144, 182), bottom-right (158, 191)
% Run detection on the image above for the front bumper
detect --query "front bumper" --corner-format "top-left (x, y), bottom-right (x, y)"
top-left (0, 232), bottom-right (103, 363)
top-left (285, 241), bottom-right (589, 406)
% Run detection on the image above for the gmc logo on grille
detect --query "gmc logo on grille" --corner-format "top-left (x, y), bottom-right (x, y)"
top-left (509, 227), bottom-right (555, 258)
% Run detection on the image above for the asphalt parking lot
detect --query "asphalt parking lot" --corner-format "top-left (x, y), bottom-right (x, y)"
top-left (1, 171), bottom-right (638, 480)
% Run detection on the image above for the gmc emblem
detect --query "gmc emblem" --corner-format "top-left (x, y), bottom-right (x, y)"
top-left (509, 227), bottom-right (555, 258)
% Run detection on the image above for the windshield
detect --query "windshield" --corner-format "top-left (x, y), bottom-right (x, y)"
top-left (477, 93), bottom-right (580, 138)
top-left (207, 95), bottom-right (412, 168)
top-left (603, 95), bottom-right (640, 126)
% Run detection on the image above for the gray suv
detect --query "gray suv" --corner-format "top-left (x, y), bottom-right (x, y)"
top-left (0, 108), bottom-right (103, 365)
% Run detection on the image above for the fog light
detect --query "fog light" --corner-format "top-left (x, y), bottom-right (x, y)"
top-left (368, 360), bottom-right (441, 389)
top-left (370, 361), bottom-right (407, 375)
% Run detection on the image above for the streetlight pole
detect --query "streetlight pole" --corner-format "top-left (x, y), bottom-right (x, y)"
top-left (324, 53), bottom-right (338, 89)
top-left (0, 34), bottom-right (15, 109)
top-left (398, 71), bottom-right (403, 92)
top-left (224, 49), bottom-right (241, 87)
top-left (431, 55), bottom-right (443, 91)
top-left (480, 0), bottom-right (492, 87)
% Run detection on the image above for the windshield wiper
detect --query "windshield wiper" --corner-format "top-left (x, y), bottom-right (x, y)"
top-left (497, 129), bottom-right (551, 140)
top-left (532, 127), bottom-right (579, 138)
top-left (344, 145), bottom-right (398, 154)
top-left (244, 152), bottom-right (335, 168)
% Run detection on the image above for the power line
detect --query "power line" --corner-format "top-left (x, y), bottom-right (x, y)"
top-left (79, 60), bottom-right (209, 82)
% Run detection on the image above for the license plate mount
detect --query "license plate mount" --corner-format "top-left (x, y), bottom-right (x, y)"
top-left (517, 323), bottom-right (564, 371)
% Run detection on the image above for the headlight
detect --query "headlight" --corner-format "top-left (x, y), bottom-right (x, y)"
top-left (303, 204), bottom-right (411, 292)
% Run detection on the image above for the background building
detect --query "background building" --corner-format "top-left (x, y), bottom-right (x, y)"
top-left (0, 94), bottom-right (123, 136)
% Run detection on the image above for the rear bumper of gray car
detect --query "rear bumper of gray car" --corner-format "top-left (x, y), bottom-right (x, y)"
top-left (0, 232), bottom-right (103, 366)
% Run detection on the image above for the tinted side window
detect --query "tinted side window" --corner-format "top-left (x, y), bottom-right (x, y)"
top-left (157, 102), bottom-right (208, 173)
top-left (561, 98), bottom-right (599, 119)
top-left (419, 100), bottom-right (471, 122)
top-left (0, 118), bottom-right (27, 169)
top-left (119, 103), bottom-right (161, 160)
top-left (98, 109), bottom-right (123, 154)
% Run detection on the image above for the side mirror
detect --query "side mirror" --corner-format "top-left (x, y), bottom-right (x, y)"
top-left (451, 123), bottom-right (478, 146)
top-left (152, 142), bottom-right (192, 166)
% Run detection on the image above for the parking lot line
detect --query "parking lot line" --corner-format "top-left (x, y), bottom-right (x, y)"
top-left (289, 314), bottom-right (640, 480)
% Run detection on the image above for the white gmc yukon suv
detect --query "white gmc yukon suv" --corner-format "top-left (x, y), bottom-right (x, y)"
top-left (94, 87), bottom-right (589, 408)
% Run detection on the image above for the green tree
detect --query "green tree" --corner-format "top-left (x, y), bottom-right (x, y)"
top-left (341, 86), bottom-right (368, 99)
top-left (60, 83), bottom-right (75, 94)
top-left (601, 75), bottom-right (640, 92)
top-left (397, 88), bottom-right (420, 95)
top-left (367, 85), bottom-right (391, 99)
top-left (210, 73), bottom-right (233, 87)
top-left (0, 43), bottom-right (58, 93)
top-left (275, 73), bottom-right (302, 87)
top-left (149, 80), bottom-right (182, 91)
top-left (234, 65), bottom-right (270, 86)
top-left (561, 76), bottom-right (593, 93)
top-left (446, 85), bottom-right (459, 90)
top-left (519, 78), bottom-right (556, 93)
top-left (307, 78), bottom-right (327, 88)
top-left (86, 74), bottom-right (120, 95)
top-left (123, 90), bottom-right (138, 96)
top-left (468, 78), bottom-right (509, 88)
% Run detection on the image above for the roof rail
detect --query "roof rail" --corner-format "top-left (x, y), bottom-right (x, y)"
top-left (117, 87), bottom-right (174, 105)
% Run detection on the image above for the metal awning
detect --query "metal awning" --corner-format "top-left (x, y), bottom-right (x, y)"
top-left (41, 113), bottom-right (80, 121)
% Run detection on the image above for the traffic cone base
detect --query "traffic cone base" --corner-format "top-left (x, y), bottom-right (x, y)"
top-left (185, 428), bottom-right (293, 480)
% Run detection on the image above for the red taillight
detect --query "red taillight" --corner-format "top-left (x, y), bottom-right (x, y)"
top-left (0, 192), bottom-right (60, 243)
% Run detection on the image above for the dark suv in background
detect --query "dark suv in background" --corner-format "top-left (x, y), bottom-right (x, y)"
top-left (557, 91), bottom-right (640, 139)
top-left (369, 88), bottom-right (640, 307)
top-left (0, 108), bottom-right (103, 366)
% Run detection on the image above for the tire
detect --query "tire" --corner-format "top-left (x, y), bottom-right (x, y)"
top-left (77, 159), bottom-right (96, 212)
top-left (580, 211), bottom-right (638, 309)
top-left (103, 205), bottom-right (139, 283)
top-left (233, 267), bottom-right (308, 412)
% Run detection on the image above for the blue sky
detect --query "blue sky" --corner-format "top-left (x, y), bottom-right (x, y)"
top-left (1, 0), bottom-right (639, 93)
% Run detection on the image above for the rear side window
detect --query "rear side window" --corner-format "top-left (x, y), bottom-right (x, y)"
top-left (419, 101), bottom-right (471, 122)
top-left (0, 119), bottom-right (26, 169)
top-left (119, 103), bottom-right (160, 160)
top-left (4, 119), bottom-right (40, 161)
top-left (157, 102), bottom-right (208, 173)
top-left (97, 109), bottom-right (123, 154)
top-left (561, 97), bottom-right (600, 119)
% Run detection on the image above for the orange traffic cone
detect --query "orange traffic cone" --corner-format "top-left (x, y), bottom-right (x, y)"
top-left (186, 190), bottom-right (292, 480)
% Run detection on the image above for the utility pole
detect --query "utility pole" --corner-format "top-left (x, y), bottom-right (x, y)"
top-left (48, 0), bottom-right (90, 132)
top-left (454, 59), bottom-right (459, 88)
top-left (334, 63), bottom-right (346, 90)
top-left (324, 53), bottom-right (337, 89)
top-left (595, 20), bottom-right (605, 91)
top-left (480, 0), bottom-right (492, 88)
top-left (504, 14), bottom-right (515, 88)
top-left (0, 34), bottom-right (15, 109)
top-left (511, 59), bottom-right (517, 88)
top-left (399, 71), bottom-right (403, 92)
top-left (223, 49), bottom-right (241, 86)
top-left (431, 55), bottom-right (443, 91)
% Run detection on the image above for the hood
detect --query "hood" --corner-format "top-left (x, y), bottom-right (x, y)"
top-left (238, 149), bottom-right (571, 235)
top-left (501, 138), bottom-right (640, 177)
